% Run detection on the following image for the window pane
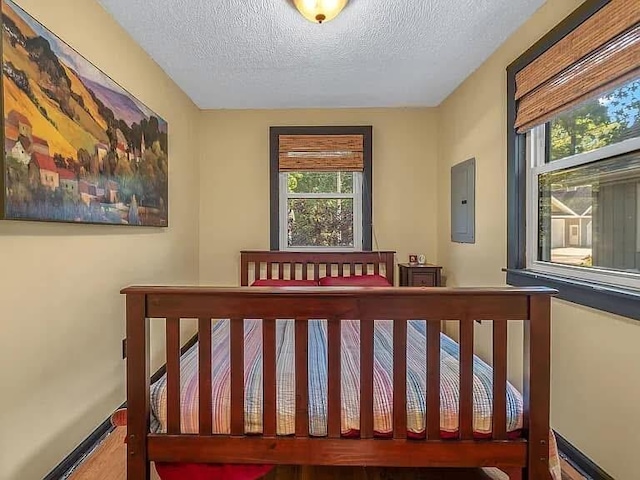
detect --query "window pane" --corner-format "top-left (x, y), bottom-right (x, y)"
top-left (549, 78), bottom-right (640, 162)
top-left (287, 172), bottom-right (353, 194)
top-left (538, 150), bottom-right (640, 274)
top-left (288, 198), bottom-right (354, 248)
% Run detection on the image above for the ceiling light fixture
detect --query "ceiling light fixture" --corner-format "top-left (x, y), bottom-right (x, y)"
top-left (293, 0), bottom-right (348, 24)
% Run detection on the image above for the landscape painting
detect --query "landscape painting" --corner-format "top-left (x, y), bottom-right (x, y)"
top-left (1, 0), bottom-right (168, 226)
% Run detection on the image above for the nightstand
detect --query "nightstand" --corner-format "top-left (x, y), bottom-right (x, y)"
top-left (398, 263), bottom-right (443, 287)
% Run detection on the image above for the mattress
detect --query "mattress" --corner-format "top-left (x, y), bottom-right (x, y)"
top-left (150, 319), bottom-right (524, 437)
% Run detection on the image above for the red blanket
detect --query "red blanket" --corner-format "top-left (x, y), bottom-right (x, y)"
top-left (112, 409), bottom-right (272, 480)
top-left (155, 463), bottom-right (273, 480)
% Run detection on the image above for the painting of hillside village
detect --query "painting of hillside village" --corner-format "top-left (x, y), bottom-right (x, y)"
top-left (1, 0), bottom-right (168, 226)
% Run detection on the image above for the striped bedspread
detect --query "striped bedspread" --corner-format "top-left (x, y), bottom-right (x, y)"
top-left (150, 320), bottom-right (524, 437)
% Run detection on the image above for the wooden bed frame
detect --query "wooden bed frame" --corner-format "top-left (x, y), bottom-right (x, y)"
top-left (123, 251), bottom-right (554, 480)
top-left (240, 250), bottom-right (397, 286)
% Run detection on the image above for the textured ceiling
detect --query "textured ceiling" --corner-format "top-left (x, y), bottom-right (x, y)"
top-left (97, 0), bottom-right (545, 109)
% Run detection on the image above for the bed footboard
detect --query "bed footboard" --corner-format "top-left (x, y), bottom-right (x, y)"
top-left (122, 286), bottom-right (554, 480)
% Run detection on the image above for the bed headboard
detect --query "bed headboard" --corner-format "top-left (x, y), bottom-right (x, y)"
top-left (240, 251), bottom-right (396, 286)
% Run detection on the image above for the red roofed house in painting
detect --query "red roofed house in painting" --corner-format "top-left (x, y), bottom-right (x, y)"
top-left (31, 135), bottom-right (51, 156)
top-left (58, 168), bottom-right (79, 196)
top-left (29, 152), bottom-right (59, 190)
top-left (7, 109), bottom-right (32, 138)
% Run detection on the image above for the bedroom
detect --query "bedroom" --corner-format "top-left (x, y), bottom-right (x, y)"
top-left (0, 0), bottom-right (638, 479)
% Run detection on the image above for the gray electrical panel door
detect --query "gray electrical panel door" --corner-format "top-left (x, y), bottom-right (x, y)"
top-left (451, 158), bottom-right (475, 243)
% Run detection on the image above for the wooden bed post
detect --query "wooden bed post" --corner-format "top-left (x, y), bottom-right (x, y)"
top-left (523, 295), bottom-right (552, 480)
top-left (384, 252), bottom-right (395, 285)
top-left (126, 293), bottom-right (151, 480)
top-left (240, 253), bottom-right (250, 286)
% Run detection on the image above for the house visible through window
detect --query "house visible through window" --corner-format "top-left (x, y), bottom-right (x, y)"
top-left (270, 127), bottom-right (372, 251)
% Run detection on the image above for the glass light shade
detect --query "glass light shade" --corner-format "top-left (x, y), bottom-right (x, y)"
top-left (293, 0), bottom-right (349, 24)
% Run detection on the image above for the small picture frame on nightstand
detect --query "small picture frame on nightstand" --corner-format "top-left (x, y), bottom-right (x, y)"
top-left (409, 254), bottom-right (418, 265)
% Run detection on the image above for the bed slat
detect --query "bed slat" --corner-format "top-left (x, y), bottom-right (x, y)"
top-left (295, 320), bottom-right (309, 437)
top-left (360, 319), bottom-right (374, 439)
top-left (493, 320), bottom-right (508, 440)
top-left (393, 319), bottom-right (407, 439)
top-left (327, 318), bottom-right (342, 438)
top-left (314, 263), bottom-right (320, 281)
top-left (198, 318), bottom-right (213, 436)
top-left (426, 320), bottom-right (441, 439)
top-left (459, 320), bottom-right (474, 440)
top-left (166, 317), bottom-right (181, 435)
top-left (230, 318), bottom-right (245, 436)
top-left (263, 318), bottom-right (277, 437)
top-left (302, 263), bottom-right (308, 280)
top-left (350, 262), bottom-right (356, 276)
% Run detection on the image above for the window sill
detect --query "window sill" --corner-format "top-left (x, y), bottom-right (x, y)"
top-left (505, 268), bottom-right (640, 322)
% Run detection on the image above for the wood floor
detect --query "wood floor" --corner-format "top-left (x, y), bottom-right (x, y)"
top-left (68, 428), bottom-right (586, 480)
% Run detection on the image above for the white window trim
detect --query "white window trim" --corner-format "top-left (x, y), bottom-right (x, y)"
top-left (526, 127), bottom-right (640, 291)
top-left (279, 172), bottom-right (363, 252)
top-left (637, 183), bottom-right (640, 252)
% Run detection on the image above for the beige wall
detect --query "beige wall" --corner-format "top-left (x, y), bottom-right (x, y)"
top-left (437, 0), bottom-right (640, 478)
top-left (0, 1), bottom-right (200, 479)
top-left (199, 108), bottom-right (439, 285)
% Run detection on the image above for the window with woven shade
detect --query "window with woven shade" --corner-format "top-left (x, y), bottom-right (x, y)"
top-left (509, 0), bottom-right (640, 298)
top-left (270, 127), bottom-right (373, 251)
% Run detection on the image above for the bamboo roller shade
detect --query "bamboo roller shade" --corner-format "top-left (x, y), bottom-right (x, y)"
top-left (279, 134), bottom-right (364, 172)
top-left (515, 0), bottom-right (640, 132)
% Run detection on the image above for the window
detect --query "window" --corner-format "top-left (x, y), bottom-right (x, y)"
top-left (507, 0), bottom-right (640, 320)
top-left (526, 77), bottom-right (640, 289)
top-left (270, 126), bottom-right (372, 251)
top-left (282, 171), bottom-right (361, 249)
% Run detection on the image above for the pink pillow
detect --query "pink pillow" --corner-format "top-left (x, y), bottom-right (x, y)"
top-left (251, 279), bottom-right (318, 287)
top-left (319, 275), bottom-right (392, 287)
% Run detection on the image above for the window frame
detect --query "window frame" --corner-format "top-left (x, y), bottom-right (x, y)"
top-left (278, 171), bottom-right (363, 252)
top-left (506, 0), bottom-right (640, 322)
top-left (525, 125), bottom-right (640, 290)
top-left (270, 126), bottom-right (373, 251)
